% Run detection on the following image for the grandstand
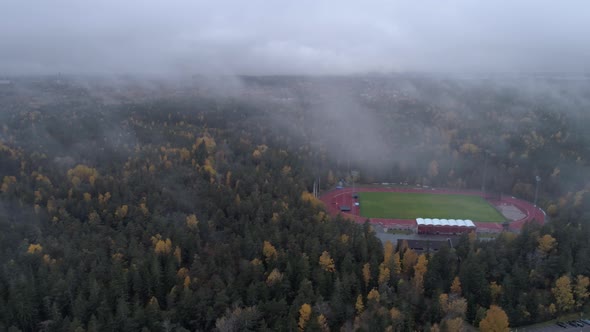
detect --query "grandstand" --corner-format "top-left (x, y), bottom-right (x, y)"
top-left (416, 218), bottom-right (476, 235)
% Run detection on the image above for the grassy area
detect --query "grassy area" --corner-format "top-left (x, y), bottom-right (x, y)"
top-left (359, 192), bottom-right (506, 222)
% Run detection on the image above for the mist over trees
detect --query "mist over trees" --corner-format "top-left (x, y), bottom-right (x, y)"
top-left (1, 75), bottom-right (590, 331)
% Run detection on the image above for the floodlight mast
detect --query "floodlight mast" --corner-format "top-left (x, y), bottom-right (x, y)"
top-left (534, 175), bottom-right (541, 206)
top-left (351, 170), bottom-right (359, 194)
top-left (481, 150), bottom-right (490, 193)
top-left (346, 152), bottom-right (350, 175)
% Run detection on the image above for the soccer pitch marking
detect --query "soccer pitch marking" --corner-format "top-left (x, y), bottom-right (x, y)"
top-left (358, 191), bottom-right (506, 222)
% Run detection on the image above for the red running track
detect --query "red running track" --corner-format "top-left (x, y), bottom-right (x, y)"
top-left (319, 186), bottom-right (545, 232)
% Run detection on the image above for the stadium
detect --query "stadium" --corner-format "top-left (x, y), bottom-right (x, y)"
top-left (320, 185), bottom-right (546, 234)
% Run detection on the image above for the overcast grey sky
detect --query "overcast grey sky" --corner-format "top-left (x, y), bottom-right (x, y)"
top-left (1, 0), bottom-right (589, 75)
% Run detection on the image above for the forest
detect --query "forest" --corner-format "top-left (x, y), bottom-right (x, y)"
top-left (0, 75), bottom-right (590, 331)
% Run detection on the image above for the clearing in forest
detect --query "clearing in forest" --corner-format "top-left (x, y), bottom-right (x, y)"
top-left (358, 191), bottom-right (506, 222)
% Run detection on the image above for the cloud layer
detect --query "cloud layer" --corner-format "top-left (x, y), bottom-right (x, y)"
top-left (1, 0), bottom-right (589, 75)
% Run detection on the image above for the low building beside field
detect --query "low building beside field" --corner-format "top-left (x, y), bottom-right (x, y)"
top-left (397, 238), bottom-right (453, 253)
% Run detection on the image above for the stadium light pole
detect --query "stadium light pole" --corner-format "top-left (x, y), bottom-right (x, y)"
top-left (481, 150), bottom-right (489, 193)
top-left (351, 170), bottom-right (359, 192)
top-left (534, 175), bottom-right (541, 207)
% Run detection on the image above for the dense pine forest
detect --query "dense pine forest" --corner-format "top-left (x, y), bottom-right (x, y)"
top-left (1, 76), bottom-right (590, 331)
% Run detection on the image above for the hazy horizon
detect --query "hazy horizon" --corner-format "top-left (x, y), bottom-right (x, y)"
top-left (1, 0), bottom-right (589, 76)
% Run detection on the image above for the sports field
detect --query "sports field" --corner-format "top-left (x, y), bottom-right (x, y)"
top-left (358, 192), bottom-right (506, 222)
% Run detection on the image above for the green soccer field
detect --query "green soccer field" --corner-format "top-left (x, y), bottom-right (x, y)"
top-left (358, 192), bottom-right (506, 222)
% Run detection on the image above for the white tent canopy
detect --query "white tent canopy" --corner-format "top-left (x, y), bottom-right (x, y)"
top-left (416, 218), bottom-right (475, 228)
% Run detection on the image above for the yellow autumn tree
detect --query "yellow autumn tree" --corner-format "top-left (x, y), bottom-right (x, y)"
top-left (270, 212), bottom-right (279, 223)
top-left (440, 293), bottom-right (467, 318)
top-left (574, 275), bottom-right (590, 308)
top-left (194, 134), bottom-right (216, 153)
top-left (139, 202), bottom-right (149, 216)
top-left (378, 263), bottom-right (391, 284)
top-left (390, 307), bottom-right (402, 323)
top-left (281, 165), bottom-right (291, 176)
top-left (174, 246), bottom-right (182, 265)
top-left (251, 144), bottom-right (268, 162)
top-left (450, 276), bottom-right (462, 296)
top-left (448, 298), bottom-right (468, 318)
top-left (355, 294), bottom-right (364, 314)
top-left (479, 305), bottom-right (509, 332)
top-left (1, 175), bottom-right (16, 193)
top-left (490, 281), bottom-right (502, 304)
top-left (301, 191), bottom-right (321, 207)
top-left (43, 254), bottom-right (56, 265)
top-left (340, 234), bottom-right (350, 244)
top-left (183, 276), bottom-right (191, 289)
top-left (154, 238), bottom-right (172, 255)
top-left (314, 211), bottom-right (327, 223)
top-left (412, 254), bottom-right (428, 294)
top-left (148, 296), bottom-right (160, 310)
top-left (298, 303), bottom-right (312, 331)
top-left (402, 249), bottom-right (418, 276)
top-left (460, 142), bottom-right (480, 154)
top-left (383, 241), bottom-right (394, 268)
top-left (319, 251), bottom-right (336, 272)
top-left (552, 275), bottom-right (575, 312)
top-left (32, 172), bottom-right (52, 187)
top-left (266, 268), bottom-right (283, 286)
top-left (66, 164), bottom-right (99, 187)
top-left (27, 243), bottom-right (43, 254)
top-left (537, 234), bottom-right (557, 255)
top-left (115, 205), bottom-right (128, 219)
top-left (203, 158), bottom-right (217, 177)
top-left (317, 314), bottom-right (329, 332)
top-left (27, 180), bottom-right (38, 198)
top-left (98, 192), bottom-right (111, 205)
top-left (186, 214), bottom-right (199, 229)
top-left (392, 252), bottom-right (401, 275)
top-left (362, 263), bottom-right (371, 287)
top-left (367, 288), bottom-right (380, 303)
top-left (177, 267), bottom-right (189, 279)
top-left (443, 317), bottom-right (464, 332)
top-left (263, 241), bottom-right (277, 261)
top-left (252, 149), bottom-right (262, 160)
top-left (439, 293), bottom-right (450, 314)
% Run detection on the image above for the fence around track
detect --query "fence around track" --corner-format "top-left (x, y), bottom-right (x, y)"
top-left (319, 186), bottom-right (545, 233)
